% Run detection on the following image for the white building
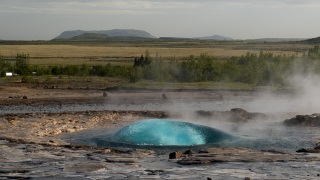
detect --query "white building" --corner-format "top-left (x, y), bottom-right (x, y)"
top-left (5, 72), bottom-right (13, 77)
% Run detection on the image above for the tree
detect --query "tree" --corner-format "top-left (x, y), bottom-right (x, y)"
top-left (133, 50), bottom-right (152, 67)
top-left (15, 53), bottom-right (30, 75)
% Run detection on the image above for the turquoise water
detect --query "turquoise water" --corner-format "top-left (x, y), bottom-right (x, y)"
top-left (62, 119), bottom-right (317, 152)
top-left (113, 119), bottom-right (236, 146)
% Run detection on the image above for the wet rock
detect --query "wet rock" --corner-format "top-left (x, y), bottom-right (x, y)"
top-left (184, 149), bottom-right (195, 155)
top-left (105, 158), bottom-right (138, 163)
top-left (128, 149), bottom-right (156, 157)
top-left (169, 151), bottom-right (183, 159)
top-left (297, 143), bottom-right (320, 153)
top-left (261, 149), bottom-right (288, 154)
top-left (64, 162), bottom-right (106, 172)
top-left (176, 147), bottom-right (320, 165)
top-left (103, 92), bottom-right (108, 97)
top-left (195, 110), bottom-right (214, 117)
top-left (199, 149), bottom-right (209, 153)
top-left (283, 114), bottom-right (320, 127)
top-left (177, 158), bottom-right (219, 165)
top-left (0, 169), bottom-right (30, 174)
top-left (145, 169), bottom-right (164, 175)
top-left (162, 93), bottom-right (167, 99)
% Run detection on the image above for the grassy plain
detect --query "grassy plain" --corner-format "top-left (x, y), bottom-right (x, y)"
top-left (0, 40), bottom-right (314, 91)
top-left (0, 41), bottom-right (312, 66)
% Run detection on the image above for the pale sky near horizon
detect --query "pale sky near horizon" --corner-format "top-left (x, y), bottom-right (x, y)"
top-left (0, 0), bottom-right (320, 40)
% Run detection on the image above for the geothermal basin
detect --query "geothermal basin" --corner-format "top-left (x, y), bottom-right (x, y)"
top-left (2, 90), bottom-right (320, 179)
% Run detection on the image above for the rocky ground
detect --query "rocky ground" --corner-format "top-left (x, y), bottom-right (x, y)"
top-left (1, 84), bottom-right (320, 179)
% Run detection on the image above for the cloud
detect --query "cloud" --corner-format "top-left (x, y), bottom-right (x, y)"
top-left (2, 0), bottom-right (318, 15)
top-left (0, 0), bottom-right (206, 15)
top-left (1, 0), bottom-right (320, 40)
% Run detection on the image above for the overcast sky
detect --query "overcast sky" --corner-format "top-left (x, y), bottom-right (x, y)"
top-left (0, 0), bottom-right (320, 40)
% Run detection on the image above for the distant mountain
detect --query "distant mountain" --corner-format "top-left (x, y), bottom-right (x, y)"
top-left (159, 37), bottom-right (193, 41)
top-left (303, 36), bottom-right (320, 44)
top-left (69, 33), bottom-right (109, 41)
top-left (54, 29), bottom-right (157, 40)
top-left (193, 35), bottom-right (233, 41)
top-left (247, 38), bottom-right (306, 42)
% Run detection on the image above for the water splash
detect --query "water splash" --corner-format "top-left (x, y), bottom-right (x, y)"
top-left (113, 119), bottom-right (236, 146)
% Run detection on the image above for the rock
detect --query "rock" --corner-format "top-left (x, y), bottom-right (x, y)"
top-left (105, 158), bottom-right (138, 163)
top-left (0, 169), bottom-right (30, 174)
top-left (229, 108), bottom-right (266, 123)
top-left (195, 110), bottom-right (213, 117)
top-left (63, 128), bottom-right (76, 133)
top-left (184, 149), bottom-right (195, 155)
top-left (102, 149), bottom-right (112, 153)
top-left (23, 96), bottom-right (28, 99)
top-left (261, 149), bottom-right (288, 154)
top-left (162, 93), bottom-right (167, 99)
top-left (199, 149), bottom-right (209, 153)
top-left (64, 163), bottom-right (106, 172)
top-left (297, 143), bottom-right (320, 153)
top-left (245, 177), bottom-right (251, 180)
top-left (229, 108), bottom-right (253, 123)
top-left (177, 157), bottom-right (218, 165)
top-left (103, 92), bottom-right (108, 97)
top-left (283, 114), bottom-right (320, 127)
top-left (169, 151), bottom-right (183, 159)
top-left (145, 169), bottom-right (164, 175)
top-left (48, 130), bottom-right (61, 136)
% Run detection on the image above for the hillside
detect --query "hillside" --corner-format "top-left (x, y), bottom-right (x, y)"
top-left (54, 29), bottom-right (156, 40)
top-left (193, 35), bottom-right (233, 41)
top-left (69, 33), bottom-right (109, 41)
top-left (246, 38), bottom-right (306, 42)
top-left (304, 36), bottom-right (320, 44)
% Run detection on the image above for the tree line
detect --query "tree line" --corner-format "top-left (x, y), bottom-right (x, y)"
top-left (130, 47), bottom-right (320, 86)
top-left (1, 46), bottom-right (320, 87)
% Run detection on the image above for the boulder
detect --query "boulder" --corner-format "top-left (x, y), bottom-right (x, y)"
top-left (169, 151), bottom-right (183, 159)
top-left (228, 108), bottom-right (267, 123)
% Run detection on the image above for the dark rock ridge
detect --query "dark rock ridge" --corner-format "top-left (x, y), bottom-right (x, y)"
top-left (174, 147), bottom-right (319, 165)
top-left (297, 142), bottom-right (320, 153)
top-left (283, 114), bottom-right (320, 127)
top-left (54, 29), bottom-right (157, 40)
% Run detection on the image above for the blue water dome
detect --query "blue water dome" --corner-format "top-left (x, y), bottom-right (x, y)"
top-left (114, 119), bottom-right (236, 146)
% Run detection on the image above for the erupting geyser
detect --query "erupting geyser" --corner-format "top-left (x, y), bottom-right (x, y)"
top-left (114, 119), bottom-right (236, 146)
